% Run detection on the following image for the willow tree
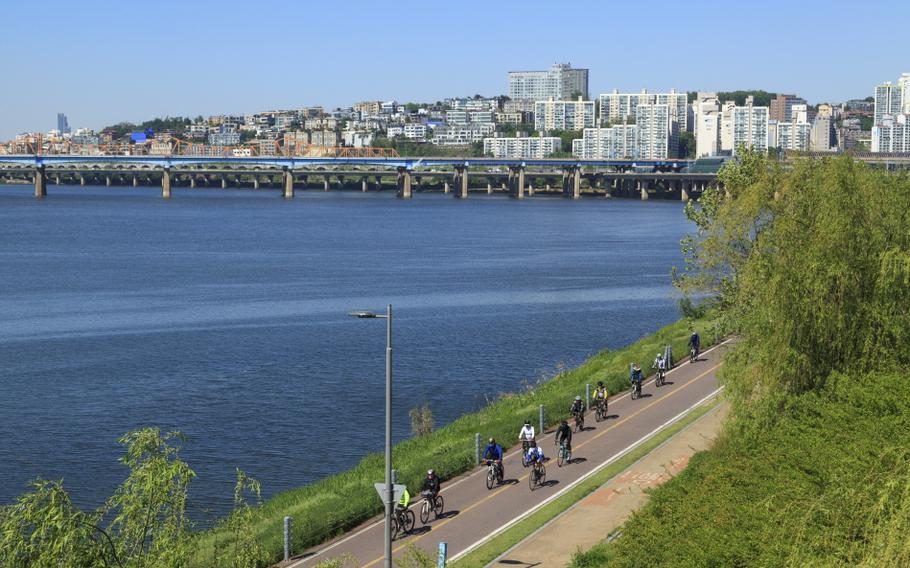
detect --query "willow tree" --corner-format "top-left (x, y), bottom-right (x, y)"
top-left (675, 150), bottom-right (910, 422)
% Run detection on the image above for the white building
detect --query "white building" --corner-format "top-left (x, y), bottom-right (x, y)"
top-left (720, 97), bottom-right (769, 155)
top-left (776, 120), bottom-right (811, 151)
top-left (872, 114), bottom-right (910, 153)
top-left (809, 117), bottom-right (835, 152)
top-left (598, 89), bottom-right (689, 131)
top-left (636, 103), bottom-right (674, 159)
top-left (403, 124), bottom-right (427, 140)
top-left (874, 82), bottom-right (903, 125)
top-left (483, 136), bottom-right (561, 158)
top-left (534, 98), bottom-right (596, 131)
top-left (508, 63), bottom-right (589, 101)
top-left (571, 126), bottom-right (638, 159)
top-left (445, 110), bottom-right (494, 125)
top-left (694, 92), bottom-right (721, 158)
top-left (432, 123), bottom-right (496, 145)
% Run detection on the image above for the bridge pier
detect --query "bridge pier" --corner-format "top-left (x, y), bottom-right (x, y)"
top-left (79, 175), bottom-right (85, 186)
top-left (397, 168), bottom-right (412, 199)
top-left (563, 167), bottom-right (580, 199)
top-left (443, 181), bottom-right (450, 194)
top-left (162, 168), bottom-right (171, 199)
top-left (132, 175), bottom-right (138, 187)
top-left (190, 177), bottom-right (196, 189)
top-left (454, 167), bottom-right (469, 198)
top-left (681, 182), bottom-right (690, 202)
top-left (509, 166), bottom-right (526, 199)
top-left (323, 176), bottom-right (330, 191)
top-left (362, 177), bottom-right (368, 192)
top-left (105, 175), bottom-right (111, 187)
top-left (283, 168), bottom-right (295, 199)
top-left (640, 181), bottom-right (649, 201)
top-left (221, 176), bottom-right (227, 189)
top-left (34, 166), bottom-right (47, 198)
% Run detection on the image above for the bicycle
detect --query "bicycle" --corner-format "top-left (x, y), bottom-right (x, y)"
top-left (529, 460), bottom-right (547, 490)
top-left (419, 491), bottom-right (444, 524)
top-left (520, 439), bottom-right (535, 468)
top-left (655, 367), bottom-right (666, 387)
top-left (573, 410), bottom-right (585, 432)
top-left (391, 506), bottom-right (415, 539)
top-left (485, 460), bottom-right (503, 490)
top-left (594, 398), bottom-right (608, 422)
top-left (556, 440), bottom-right (571, 467)
top-left (630, 380), bottom-right (642, 400)
top-left (690, 346), bottom-right (699, 363)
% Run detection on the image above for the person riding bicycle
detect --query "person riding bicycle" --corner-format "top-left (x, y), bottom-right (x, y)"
top-left (652, 352), bottom-right (667, 372)
top-left (570, 395), bottom-right (584, 418)
top-left (555, 419), bottom-right (572, 453)
top-left (422, 469), bottom-right (440, 500)
top-left (630, 363), bottom-right (643, 389)
top-left (396, 486), bottom-right (411, 513)
top-left (592, 381), bottom-right (608, 411)
top-left (689, 332), bottom-right (701, 358)
top-left (483, 437), bottom-right (505, 478)
top-left (526, 440), bottom-right (545, 466)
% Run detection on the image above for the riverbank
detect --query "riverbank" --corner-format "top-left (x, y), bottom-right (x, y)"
top-left (194, 315), bottom-right (721, 566)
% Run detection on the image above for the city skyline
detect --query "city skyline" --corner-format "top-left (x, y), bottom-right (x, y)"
top-left (1, 0), bottom-right (909, 140)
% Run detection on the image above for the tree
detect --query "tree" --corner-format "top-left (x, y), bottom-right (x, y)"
top-left (678, 131), bottom-right (696, 158)
top-left (716, 90), bottom-right (776, 107)
top-left (409, 405), bottom-right (434, 436)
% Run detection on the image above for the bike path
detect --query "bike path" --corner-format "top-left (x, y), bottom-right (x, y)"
top-left (288, 341), bottom-right (730, 568)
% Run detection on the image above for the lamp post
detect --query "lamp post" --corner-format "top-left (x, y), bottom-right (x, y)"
top-left (349, 304), bottom-right (393, 568)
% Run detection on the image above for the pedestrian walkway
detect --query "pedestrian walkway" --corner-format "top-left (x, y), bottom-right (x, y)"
top-left (490, 399), bottom-right (729, 567)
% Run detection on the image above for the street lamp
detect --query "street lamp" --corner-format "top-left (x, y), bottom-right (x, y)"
top-left (349, 304), bottom-right (393, 568)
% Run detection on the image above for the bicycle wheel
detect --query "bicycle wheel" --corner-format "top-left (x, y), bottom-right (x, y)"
top-left (557, 447), bottom-right (565, 468)
top-left (486, 470), bottom-right (494, 490)
top-left (579, 414), bottom-right (585, 430)
top-left (434, 495), bottom-right (444, 518)
top-left (529, 468), bottom-right (537, 490)
top-left (404, 509), bottom-right (415, 532)
top-left (538, 464), bottom-right (547, 487)
top-left (391, 515), bottom-right (401, 540)
top-left (420, 500), bottom-right (430, 524)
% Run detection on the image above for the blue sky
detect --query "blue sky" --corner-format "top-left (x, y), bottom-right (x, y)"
top-left (1, 0), bottom-right (907, 139)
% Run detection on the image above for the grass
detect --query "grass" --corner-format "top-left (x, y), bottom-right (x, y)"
top-left (568, 368), bottom-right (910, 567)
top-left (450, 396), bottom-right (721, 568)
top-left (193, 316), bottom-right (721, 566)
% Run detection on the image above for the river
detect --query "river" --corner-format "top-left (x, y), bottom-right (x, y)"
top-left (0, 184), bottom-right (691, 521)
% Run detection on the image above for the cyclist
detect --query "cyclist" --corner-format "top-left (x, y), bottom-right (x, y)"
top-left (396, 486), bottom-right (411, 513)
top-left (689, 331), bottom-right (701, 361)
top-left (519, 420), bottom-right (536, 463)
top-left (592, 381), bottom-right (609, 412)
top-left (482, 437), bottom-right (505, 478)
top-left (570, 395), bottom-right (585, 427)
top-left (630, 363), bottom-right (643, 394)
top-left (422, 469), bottom-right (440, 500)
top-left (555, 419), bottom-right (572, 454)
top-left (527, 440), bottom-right (545, 467)
top-left (652, 352), bottom-right (666, 372)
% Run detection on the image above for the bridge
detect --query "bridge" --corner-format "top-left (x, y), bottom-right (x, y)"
top-left (0, 155), bottom-right (719, 201)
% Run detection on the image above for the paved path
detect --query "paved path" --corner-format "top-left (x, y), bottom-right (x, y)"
top-left (288, 341), bottom-right (730, 568)
top-left (491, 398), bottom-right (729, 567)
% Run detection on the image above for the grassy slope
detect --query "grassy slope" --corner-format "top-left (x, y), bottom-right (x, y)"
top-left (194, 317), bottom-right (719, 566)
top-left (570, 369), bottom-right (910, 567)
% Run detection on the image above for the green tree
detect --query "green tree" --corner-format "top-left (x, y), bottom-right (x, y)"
top-left (678, 131), bottom-right (696, 158)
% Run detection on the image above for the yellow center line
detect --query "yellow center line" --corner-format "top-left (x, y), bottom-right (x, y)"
top-left (358, 361), bottom-right (722, 568)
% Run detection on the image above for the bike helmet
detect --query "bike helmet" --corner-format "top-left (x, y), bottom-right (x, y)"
top-left (657, 353), bottom-right (662, 358)
top-left (575, 395), bottom-right (581, 401)
top-left (489, 437), bottom-right (495, 444)
top-left (561, 420), bottom-right (568, 426)
top-left (633, 363), bottom-right (641, 370)
top-left (427, 469), bottom-right (435, 476)
top-left (597, 381), bottom-right (603, 387)
top-left (524, 420), bottom-right (531, 426)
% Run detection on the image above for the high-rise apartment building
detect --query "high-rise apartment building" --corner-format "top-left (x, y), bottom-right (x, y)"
top-left (598, 89), bottom-right (688, 131)
top-left (727, 97), bottom-right (769, 155)
top-left (809, 117), bottom-right (835, 152)
top-left (769, 94), bottom-right (807, 122)
top-left (694, 92), bottom-right (721, 157)
top-left (508, 63), bottom-right (589, 101)
top-left (484, 136), bottom-right (562, 158)
top-left (571, 126), bottom-right (638, 159)
top-left (874, 82), bottom-right (903, 125)
top-left (777, 120), bottom-right (811, 151)
top-left (533, 98), bottom-right (596, 131)
top-left (635, 103), bottom-right (673, 159)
